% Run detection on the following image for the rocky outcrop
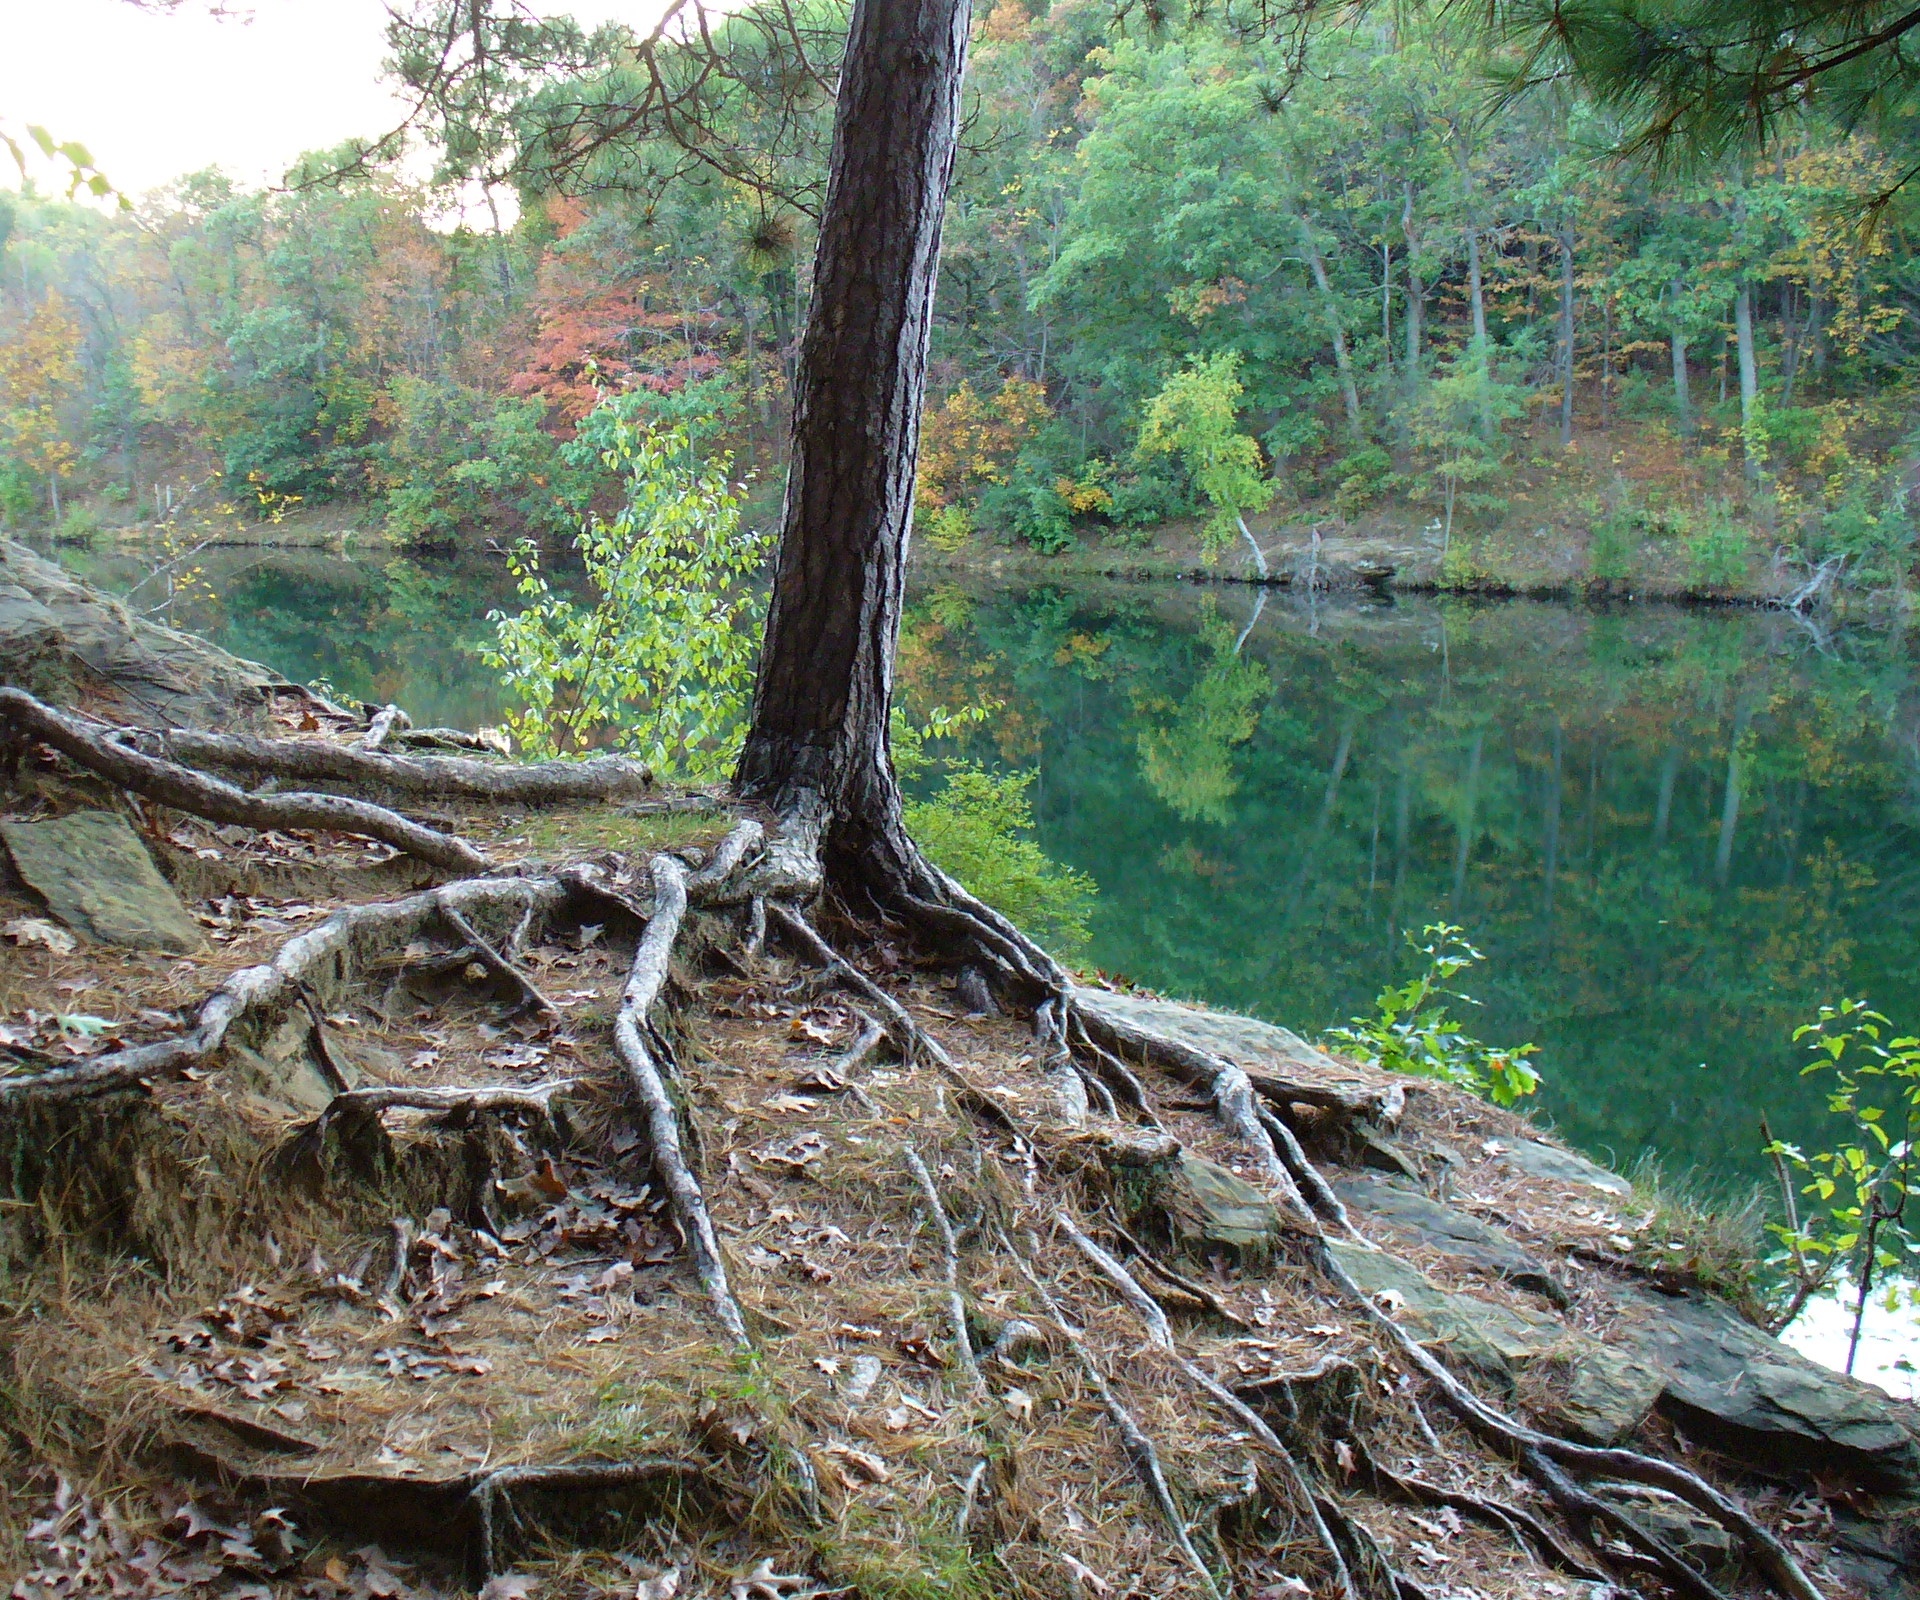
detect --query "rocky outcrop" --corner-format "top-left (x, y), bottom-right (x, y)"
top-left (0, 539), bottom-right (288, 726)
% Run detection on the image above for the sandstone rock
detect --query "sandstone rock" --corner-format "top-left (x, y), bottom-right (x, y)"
top-left (1169, 1153), bottom-right (1284, 1249)
top-left (1072, 985), bottom-right (1406, 1121)
top-left (1, 809), bottom-right (203, 953)
top-left (1330, 1171), bottom-right (1569, 1304)
top-left (1553, 1339), bottom-right (1666, 1445)
top-left (0, 537), bottom-right (286, 727)
top-left (1498, 1136), bottom-right (1631, 1196)
top-left (1324, 1237), bottom-right (1561, 1382)
top-left (1616, 1288), bottom-right (1920, 1489)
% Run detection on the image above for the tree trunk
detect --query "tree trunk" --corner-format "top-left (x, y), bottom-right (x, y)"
top-left (1735, 281), bottom-right (1761, 482)
top-left (1297, 217), bottom-right (1362, 437)
top-left (735, 0), bottom-right (971, 892)
top-left (1401, 186), bottom-right (1424, 403)
top-left (1557, 221), bottom-right (1576, 448)
top-left (1465, 224), bottom-right (1492, 434)
top-left (1669, 280), bottom-right (1694, 441)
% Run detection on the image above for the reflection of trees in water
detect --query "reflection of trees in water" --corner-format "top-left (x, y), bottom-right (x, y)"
top-left (209, 551), bottom-right (515, 728)
top-left (1131, 601), bottom-right (1270, 824)
top-left (900, 585), bottom-right (1920, 1183)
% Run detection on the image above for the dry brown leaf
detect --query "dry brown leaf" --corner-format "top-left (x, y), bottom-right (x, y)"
top-left (4, 916), bottom-right (75, 954)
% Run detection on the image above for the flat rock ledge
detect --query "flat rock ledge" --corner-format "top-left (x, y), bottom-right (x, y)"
top-left (1087, 984), bottom-right (1920, 1504)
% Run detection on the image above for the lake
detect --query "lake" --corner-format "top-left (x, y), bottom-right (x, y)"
top-left (59, 539), bottom-right (1920, 1198)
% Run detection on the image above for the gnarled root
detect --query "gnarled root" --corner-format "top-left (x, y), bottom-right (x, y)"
top-left (0, 874), bottom-right (567, 1110)
top-left (0, 686), bottom-right (489, 872)
top-left (614, 852), bottom-right (749, 1348)
top-left (1054, 1211), bottom-right (1360, 1600)
top-left (145, 726), bottom-right (653, 806)
top-left (1315, 1244), bottom-right (1826, 1600)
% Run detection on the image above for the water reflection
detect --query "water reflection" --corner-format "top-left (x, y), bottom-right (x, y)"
top-left (899, 580), bottom-right (1920, 1190)
top-left (45, 537), bottom-right (1920, 1193)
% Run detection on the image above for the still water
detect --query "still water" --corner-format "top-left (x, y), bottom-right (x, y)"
top-left (67, 541), bottom-right (1920, 1197)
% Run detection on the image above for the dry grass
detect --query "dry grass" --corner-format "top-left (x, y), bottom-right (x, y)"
top-left (0, 779), bottom-right (1878, 1600)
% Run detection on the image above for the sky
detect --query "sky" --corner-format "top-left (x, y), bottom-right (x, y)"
top-left (0, 0), bottom-right (648, 205)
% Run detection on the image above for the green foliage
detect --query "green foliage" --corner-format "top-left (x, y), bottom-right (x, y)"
top-left (1137, 351), bottom-right (1275, 559)
top-left (1132, 602), bottom-right (1269, 823)
top-left (1677, 500), bottom-right (1753, 590)
top-left (1324, 923), bottom-right (1542, 1106)
top-left (481, 395), bottom-right (768, 776)
top-left (895, 704), bottom-right (1096, 956)
top-left (1766, 999), bottom-right (1920, 1356)
top-left (0, 466), bottom-right (37, 528)
top-left (1406, 358), bottom-right (1526, 547)
top-left (1330, 445), bottom-right (1393, 518)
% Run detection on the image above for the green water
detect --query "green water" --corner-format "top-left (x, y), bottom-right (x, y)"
top-left (71, 541), bottom-right (1920, 1191)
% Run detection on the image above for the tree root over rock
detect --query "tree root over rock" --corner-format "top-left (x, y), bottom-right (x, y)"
top-left (0, 720), bottom-right (1865, 1600)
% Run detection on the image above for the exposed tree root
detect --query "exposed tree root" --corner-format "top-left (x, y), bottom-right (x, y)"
top-left (614, 851), bottom-right (749, 1348)
top-left (315, 1080), bottom-right (582, 1121)
top-left (1002, 1224), bottom-right (1225, 1600)
top-left (902, 1145), bottom-right (980, 1389)
top-left (0, 687), bottom-right (489, 871)
top-left (0, 874), bottom-right (566, 1109)
top-left (468, 1459), bottom-right (714, 1584)
top-left (1054, 1211), bottom-right (1360, 1600)
top-left (1348, 1436), bottom-right (1608, 1585)
top-left (765, 901), bottom-right (1021, 1132)
top-left (140, 726), bottom-right (655, 806)
top-left (1315, 1244), bottom-right (1826, 1600)
top-left (435, 894), bottom-right (558, 1015)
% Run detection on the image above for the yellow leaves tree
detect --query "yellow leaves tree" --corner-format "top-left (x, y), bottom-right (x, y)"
top-left (915, 373), bottom-right (1050, 513)
top-left (0, 291), bottom-right (84, 513)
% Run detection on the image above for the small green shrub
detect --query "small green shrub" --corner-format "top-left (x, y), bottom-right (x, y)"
top-left (1588, 509), bottom-right (1637, 582)
top-left (482, 397), bottom-right (769, 777)
top-left (1677, 501), bottom-right (1752, 590)
top-left (1330, 444), bottom-right (1393, 517)
top-left (896, 706), bottom-right (1095, 955)
top-left (1765, 999), bottom-right (1920, 1360)
top-left (52, 504), bottom-right (101, 543)
top-left (1323, 923), bottom-right (1541, 1106)
top-left (923, 501), bottom-right (974, 553)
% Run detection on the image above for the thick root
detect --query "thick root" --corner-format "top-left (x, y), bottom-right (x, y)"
top-left (0, 873), bottom-right (567, 1110)
top-left (146, 725), bottom-right (654, 806)
top-left (614, 852), bottom-right (750, 1348)
top-left (0, 687), bottom-right (489, 872)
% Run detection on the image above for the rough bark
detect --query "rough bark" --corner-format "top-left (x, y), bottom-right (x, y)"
top-left (734, 0), bottom-right (972, 898)
top-left (1558, 221), bottom-right (1577, 447)
top-left (1297, 214), bottom-right (1363, 437)
top-left (1671, 279), bottom-right (1695, 440)
top-left (1736, 280), bottom-right (1762, 482)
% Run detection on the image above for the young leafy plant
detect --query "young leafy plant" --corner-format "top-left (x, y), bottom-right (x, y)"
top-left (894, 703), bottom-right (1096, 955)
top-left (1323, 923), bottom-right (1541, 1107)
top-left (1763, 999), bottom-right (1918, 1364)
top-left (482, 395), bottom-right (768, 778)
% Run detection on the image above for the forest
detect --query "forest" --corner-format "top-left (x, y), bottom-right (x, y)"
top-left (9, 6), bottom-right (1920, 1600)
top-left (4, 0), bottom-right (1919, 595)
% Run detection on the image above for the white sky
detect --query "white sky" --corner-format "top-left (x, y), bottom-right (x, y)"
top-left (0, 0), bottom-right (650, 205)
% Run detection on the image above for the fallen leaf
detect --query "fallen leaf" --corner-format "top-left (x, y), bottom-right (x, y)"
top-left (4, 917), bottom-right (75, 954)
top-left (635, 1567), bottom-right (681, 1600)
top-left (480, 1574), bottom-right (537, 1600)
top-left (1333, 1440), bottom-right (1356, 1478)
top-left (823, 1442), bottom-right (891, 1483)
top-left (762, 1093), bottom-right (820, 1115)
top-left (1002, 1386), bottom-right (1033, 1422)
